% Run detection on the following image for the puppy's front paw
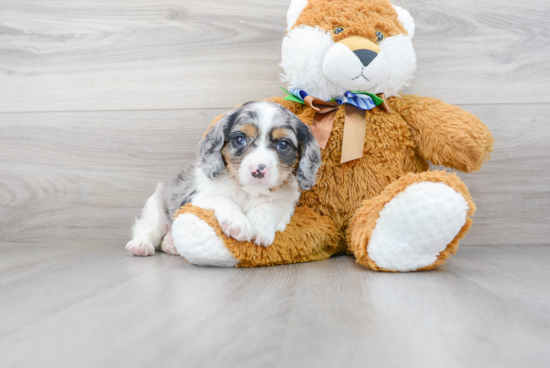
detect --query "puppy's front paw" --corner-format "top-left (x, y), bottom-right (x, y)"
top-left (254, 226), bottom-right (276, 247)
top-left (126, 239), bottom-right (155, 256)
top-left (217, 211), bottom-right (254, 242)
top-left (247, 212), bottom-right (277, 247)
top-left (161, 231), bottom-right (179, 255)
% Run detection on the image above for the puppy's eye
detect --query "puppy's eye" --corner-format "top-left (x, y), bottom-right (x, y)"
top-left (375, 31), bottom-right (385, 42)
top-left (234, 135), bottom-right (247, 146)
top-left (333, 26), bottom-right (345, 35)
top-left (278, 141), bottom-right (290, 150)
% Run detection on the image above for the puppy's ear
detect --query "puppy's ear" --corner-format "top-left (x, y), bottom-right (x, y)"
top-left (293, 117), bottom-right (322, 191)
top-left (199, 112), bottom-right (233, 180)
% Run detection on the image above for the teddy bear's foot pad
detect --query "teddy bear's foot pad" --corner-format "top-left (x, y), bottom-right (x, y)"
top-left (368, 182), bottom-right (468, 272)
top-left (172, 214), bottom-right (239, 267)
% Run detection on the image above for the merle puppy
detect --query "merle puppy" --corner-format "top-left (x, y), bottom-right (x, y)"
top-left (126, 101), bottom-right (322, 256)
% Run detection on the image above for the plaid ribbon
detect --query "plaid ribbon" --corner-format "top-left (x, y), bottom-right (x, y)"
top-left (279, 87), bottom-right (390, 164)
top-left (282, 88), bottom-right (384, 111)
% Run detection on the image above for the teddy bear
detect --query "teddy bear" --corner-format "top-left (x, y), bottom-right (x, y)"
top-left (170, 0), bottom-right (494, 272)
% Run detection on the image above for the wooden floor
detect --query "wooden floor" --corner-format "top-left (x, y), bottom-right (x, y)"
top-left (1, 243), bottom-right (549, 368)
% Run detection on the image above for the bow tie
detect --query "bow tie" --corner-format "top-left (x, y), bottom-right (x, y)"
top-left (281, 88), bottom-right (392, 164)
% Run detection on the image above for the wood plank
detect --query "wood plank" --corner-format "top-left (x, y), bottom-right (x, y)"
top-left (1, 243), bottom-right (549, 368)
top-left (0, 108), bottom-right (225, 243)
top-left (1, 103), bottom-right (548, 245)
top-left (1, 0), bottom-right (549, 112)
top-left (451, 245), bottom-right (550, 320)
top-left (447, 103), bottom-right (550, 246)
top-left (401, 0), bottom-right (550, 104)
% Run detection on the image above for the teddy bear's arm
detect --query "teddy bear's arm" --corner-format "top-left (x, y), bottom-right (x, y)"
top-left (394, 95), bottom-right (494, 173)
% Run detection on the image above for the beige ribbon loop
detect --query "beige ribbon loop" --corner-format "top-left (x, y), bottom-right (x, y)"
top-left (340, 105), bottom-right (367, 164)
top-left (301, 93), bottom-right (390, 164)
top-left (304, 96), bottom-right (339, 150)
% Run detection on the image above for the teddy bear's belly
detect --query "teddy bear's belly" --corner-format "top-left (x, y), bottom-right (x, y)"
top-left (299, 161), bottom-right (397, 229)
top-left (298, 147), bottom-right (427, 232)
top-left (295, 104), bottom-right (428, 231)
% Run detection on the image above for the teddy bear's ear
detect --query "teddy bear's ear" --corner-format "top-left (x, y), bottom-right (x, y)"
top-left (287, 0), bottom-right (309, 30)
top-left (393, 5), bottom-right (415, 39)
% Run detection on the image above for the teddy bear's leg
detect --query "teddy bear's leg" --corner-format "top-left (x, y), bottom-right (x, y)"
top-left (348, 171), bottom-right (475, 272)
top-left (172, 204), bottom-right (341, 268)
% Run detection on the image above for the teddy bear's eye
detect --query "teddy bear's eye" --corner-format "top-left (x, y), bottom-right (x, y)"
top-left (333, 26), bottom-right (345, 35)
top-left (375, 31), bottom-right (385, 42)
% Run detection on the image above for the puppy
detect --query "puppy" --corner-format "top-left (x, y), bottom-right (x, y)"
top-left (126, 101), bottom-right (322, 256)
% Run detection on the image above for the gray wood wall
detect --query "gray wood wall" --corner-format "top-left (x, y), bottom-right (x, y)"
top-left (1, 0), bottom-right (549, 245)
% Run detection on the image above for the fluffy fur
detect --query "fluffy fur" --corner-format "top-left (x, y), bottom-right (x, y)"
top-left (171, 0), bottom-right (494, 272)
top-left (126, 101), bottom-right (321, 256)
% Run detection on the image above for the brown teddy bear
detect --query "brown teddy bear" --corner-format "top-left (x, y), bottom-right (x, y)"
top-left (171, 0), bottom-right (494, 272)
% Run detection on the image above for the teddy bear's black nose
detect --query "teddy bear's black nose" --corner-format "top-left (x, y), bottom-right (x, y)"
top-left (354, 49), bottom-right (378, 67)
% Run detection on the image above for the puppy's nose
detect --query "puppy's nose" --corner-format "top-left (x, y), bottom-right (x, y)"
top-left (251, 164), bottom-right (267, 179)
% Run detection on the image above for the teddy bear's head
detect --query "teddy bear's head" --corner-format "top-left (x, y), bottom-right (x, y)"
top-left (281, 0), bottom-right (416, 101)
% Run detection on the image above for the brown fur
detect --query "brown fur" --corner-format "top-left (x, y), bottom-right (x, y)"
top-left (240, 123), bottom-right (259, 138)
top-left (176, 0), bottom-right (494, 271)
top-left (271, 127), bottom-right (293, 141)
top-left (293, 0), bottom-right (408, 41)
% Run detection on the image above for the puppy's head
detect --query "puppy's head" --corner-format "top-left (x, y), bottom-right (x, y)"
top-left (199, 101), bottom-right (321, 191)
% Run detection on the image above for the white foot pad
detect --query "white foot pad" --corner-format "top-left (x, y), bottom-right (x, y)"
top-left (368, 182), bottom-right (469, 272)
top-left (172, 214), bottom-right (239, 268)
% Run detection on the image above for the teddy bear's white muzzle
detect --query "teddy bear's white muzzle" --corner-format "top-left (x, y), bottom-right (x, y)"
top-left (322, 37), bottom-right (389, 94)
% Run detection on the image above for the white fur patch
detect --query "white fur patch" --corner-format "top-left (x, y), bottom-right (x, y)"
top-left (367, 182), bottom-right (469, 272)
top-left (281, 26), bottom-right (344, 101)
top-left (379, 34), bottom-right (417, 97)
top-left (287, 0), bottom-right (309, 30)
top-left (393, 5), bottom-right (416, 39)
top-left (238, 107), bottom-right (282, 190)
top-left (126, 183), bottom-right (170, 256)
top-left (172, 214), bottom-right (239, 267)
